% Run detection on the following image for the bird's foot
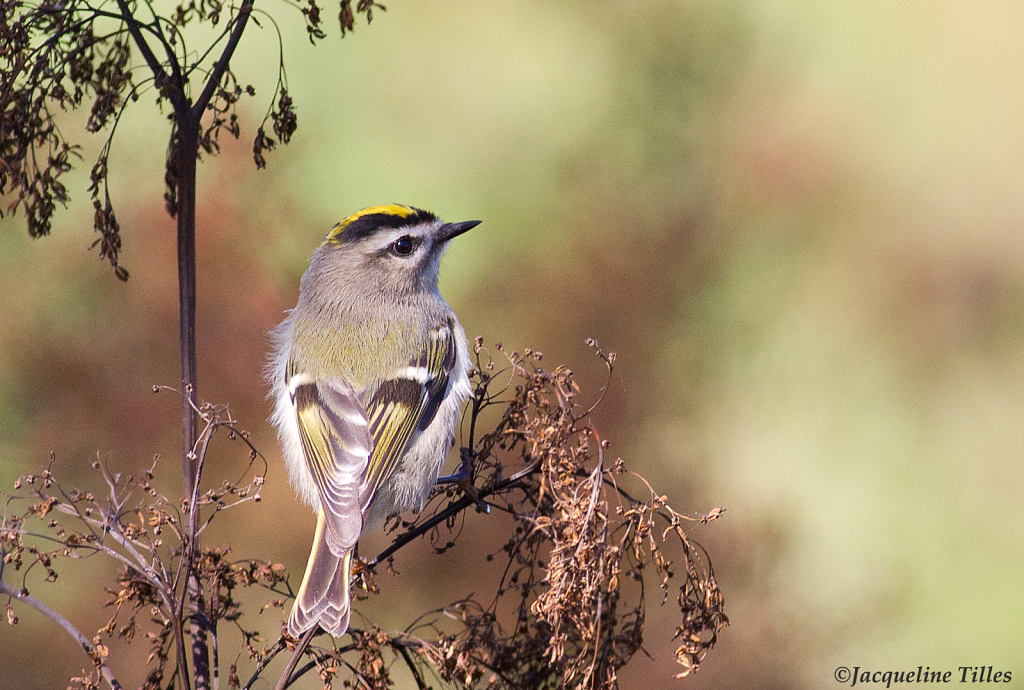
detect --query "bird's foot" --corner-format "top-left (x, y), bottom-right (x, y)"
top-left (436, 448), bottom-right (490, 513)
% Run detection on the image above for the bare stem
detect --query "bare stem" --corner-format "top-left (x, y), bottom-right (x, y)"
top-left (1, 580), bottom-right (124, 690)
top-left (274, 627), bottom-right (317, 690)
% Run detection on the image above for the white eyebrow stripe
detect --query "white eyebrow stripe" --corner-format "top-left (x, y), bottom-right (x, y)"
top-left (373, 224), bottom-right (435, 252)
top-left (399, 366), bottom-right (433, 384)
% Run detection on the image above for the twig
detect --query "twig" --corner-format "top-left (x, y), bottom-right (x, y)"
top-left (274, 627), bottom-right (316, 690)
top-left (193, 0), bottom-right (253, 115)
top-left (242, 637), bottom-right (287, 690)
top-left (1, 580), bottom-right (124, 690)
top-left (366, 458), bottom-right (540, 570)
top-left (394, 642), bottom-right (429, 690)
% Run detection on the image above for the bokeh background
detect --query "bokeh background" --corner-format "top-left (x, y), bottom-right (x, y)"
top-left (3, 1), bottom-right (1024, 687)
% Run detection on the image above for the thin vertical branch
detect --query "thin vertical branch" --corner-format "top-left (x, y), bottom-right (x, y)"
top-left (177, 112), bottom-right (199, 507)
top-left (175, 109), bottom-right (210, 690)
top-left (174, 3), bottom-right (254, 679)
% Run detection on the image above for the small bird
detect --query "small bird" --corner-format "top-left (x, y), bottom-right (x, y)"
top-left (267, 204), bottom-right (478, 637)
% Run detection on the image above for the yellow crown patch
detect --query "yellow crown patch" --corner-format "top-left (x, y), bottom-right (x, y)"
top-left (324, 204), bottom-right (429, 244)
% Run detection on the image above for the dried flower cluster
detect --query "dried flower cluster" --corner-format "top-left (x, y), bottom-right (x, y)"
top-left (0, 0), bottom-right (133, 277)
top-left (1, 344), bottom-right (726, 689)
top-left (273, 341), bottom-right (727, 689)
top-left (1, 398), bottom-right (282, 690)
top-left (0, 0), bottom-right (378, 279)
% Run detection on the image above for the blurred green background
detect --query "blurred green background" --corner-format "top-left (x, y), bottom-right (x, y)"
top-left (3, 0), bottom-right (1024, 687)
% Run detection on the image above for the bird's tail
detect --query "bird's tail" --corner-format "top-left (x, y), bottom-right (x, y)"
top-left (288, 510), bottom-right (352, 637)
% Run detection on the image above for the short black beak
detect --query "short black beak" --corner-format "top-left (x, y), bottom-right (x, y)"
top-left (440, 219), bottom-right (481, 242)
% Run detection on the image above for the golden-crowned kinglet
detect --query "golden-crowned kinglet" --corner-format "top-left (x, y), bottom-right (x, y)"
top-left (268, 204), bottom-right (478, 637)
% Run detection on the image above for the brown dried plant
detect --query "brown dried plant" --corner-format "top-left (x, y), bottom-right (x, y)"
top-left (1, 394), bottom-right (285, 690)
top-left (3, 4), bottom-right (725, 689)
top-left (1, 6), bottom-right (384, 687)
top-left (1, 341), bottom-right (726, 689)
top-left (0, 0), bottom-right (378, 270)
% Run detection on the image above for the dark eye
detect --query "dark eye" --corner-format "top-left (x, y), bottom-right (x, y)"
top-left (390, 235), bottom-right (417, 256)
